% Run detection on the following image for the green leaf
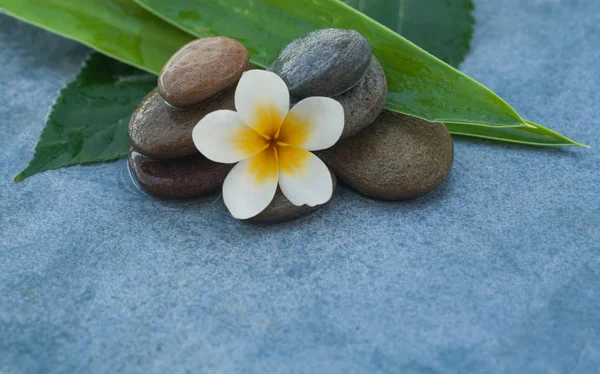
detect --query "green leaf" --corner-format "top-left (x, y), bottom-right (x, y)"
top-left (340, 0), bottom-right (584, 147)
top-left (133, 0), bottom-right (525, 128)
top-left (4, 0), bottom-right (586, 182)
top-left (14, 53), bottom-right (155, 182)
top-left (343, 0), bottom-right (474, 68)
top-left (446, 121), bottom-right (587, 147)
top-left (0, 0), bottom-right (193, 74)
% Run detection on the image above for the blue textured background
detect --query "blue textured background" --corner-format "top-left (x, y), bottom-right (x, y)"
top-left (1, 1), bottom-right (599, 373)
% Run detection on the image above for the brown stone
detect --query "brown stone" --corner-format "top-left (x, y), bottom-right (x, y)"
top-left (128, 86), bottom-right (236, 160)
top-left (158, 37), bottom-right (249, 107)
top-left (318, 111), bottom-right (453, 200)
top-left (249, 169), bottom-right (337, 223)
top-left (128, 149), bottom-right (233, 199)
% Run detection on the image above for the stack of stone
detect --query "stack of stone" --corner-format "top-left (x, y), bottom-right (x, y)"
top-left (128, 29), bottom-right (454, 223)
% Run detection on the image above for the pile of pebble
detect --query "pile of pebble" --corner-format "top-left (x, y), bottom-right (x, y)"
top-left (128, 29), bottom-right (454, 222)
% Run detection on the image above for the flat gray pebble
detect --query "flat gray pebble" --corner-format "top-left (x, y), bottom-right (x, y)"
top-left (335, 55), bottom-right (388, 139)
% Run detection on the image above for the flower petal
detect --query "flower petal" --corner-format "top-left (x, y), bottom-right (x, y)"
top-left (278, 97), bottom-right (344, 151)
top-left (223, 147), bottom-right (279, 219)
top-left (277, 146), bottom-right (333, 207)
top-left (235, 70), bottom-right (290, 138)
top-left (192, 110), bottom-right (268, 163)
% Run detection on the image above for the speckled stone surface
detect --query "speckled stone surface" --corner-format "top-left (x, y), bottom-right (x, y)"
top-left (273, 28), bottom-right (372, 98)
top-left (319, 111), bottom-right (453, 200)
top-left (158, 37), bottom-right (248, 108)
top-left (334, 56), bottom-right (388, 139)
top-left (129, 87), bottom-right (236, 159)
top-left (1, 1), bottom-right (599, 373)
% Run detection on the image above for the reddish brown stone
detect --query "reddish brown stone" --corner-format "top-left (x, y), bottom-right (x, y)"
top-left (128, 149), bottom-right (233, 199)
top-left (158, 37), bottom-right (249, 107)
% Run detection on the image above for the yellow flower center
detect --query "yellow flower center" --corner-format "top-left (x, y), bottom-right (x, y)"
top-left (252, 103), bottom-right (284, 141)
top-left (236, 103), bottom-right (313, 184)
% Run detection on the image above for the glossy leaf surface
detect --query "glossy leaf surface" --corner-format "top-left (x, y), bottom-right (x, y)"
top-left (134, 0), bottom-right (525, 127)
top-left (343, 0), bottom-right (474, 68)
top-left (4, 0), bottom-right (585, 182)
top-left (0, 0), bottom-right (193, 74)
top-left (446, 121), bottom-right (585, 147)
top-left (341, 0), bottom-right (582, 147)
top-left (14, 53), bottom-right (155, 182)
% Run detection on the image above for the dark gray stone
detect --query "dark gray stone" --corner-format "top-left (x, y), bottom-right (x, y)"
top-left (318, 111), bottom-right (453, 200)
top-left (128, 86), bottom-right (236, 160)
top-left (128, 149), bottom-right (233, 199)
top-left (335, 56), bottom-right (388, 139)
top-left (249, 169), bottom-right (337, 223)
top-left (289, 95), bottom-right (301, 108)
top-left (158, 37), bottom-right (248, 107)
top-left (273, 28), bottom-right (372, 98)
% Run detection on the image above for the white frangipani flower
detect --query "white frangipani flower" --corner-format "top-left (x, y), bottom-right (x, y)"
top-left (192, 70), bottom-right (344, 219)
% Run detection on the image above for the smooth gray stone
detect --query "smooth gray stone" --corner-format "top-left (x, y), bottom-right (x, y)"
top-left (335, 55), bottom-right (388, 139)
top-left (318, 111), bottom-right (453, 200)
top-left (273, 28), bottom-right (372, 98)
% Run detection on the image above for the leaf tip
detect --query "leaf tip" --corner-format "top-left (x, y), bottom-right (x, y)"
top-left (13, 173), bottom-right (25, 183)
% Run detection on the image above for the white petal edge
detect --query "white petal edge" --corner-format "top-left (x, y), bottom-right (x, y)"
top-left (279, 96), bottom-right (344, 151)
top-left (192, 110), bottom-right (266, 164)
top-left (278, 149), bottom-right (333, 207)
top-left (222, 150), bottom-right (279, 220)
top-left (235, 70), bottom-right (290, 136)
